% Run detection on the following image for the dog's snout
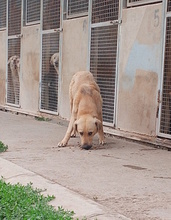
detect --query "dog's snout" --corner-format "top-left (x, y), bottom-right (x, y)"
top-left (81, 144), bottom-right (92, 150)
top-left (55, 61), bottom-right (58, 66)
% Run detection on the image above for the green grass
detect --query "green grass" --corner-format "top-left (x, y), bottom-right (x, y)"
top-left (0, 141), bottom-right (8, 153)
top-left (0, 179), bottom-right (75, 220)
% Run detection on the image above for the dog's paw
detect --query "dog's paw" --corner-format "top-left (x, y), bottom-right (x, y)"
top-left (70, 130), bottom-right (76, 138)
top-left (70, 134), bottom-right (76, 138)
top-left (58, 141), bottom-right (67, 147)
top-left (99, 140), bottom-right (105, 145)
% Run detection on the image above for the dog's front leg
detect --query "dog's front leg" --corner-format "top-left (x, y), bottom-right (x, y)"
top-left (58, 115), bottom-right (75, 147)
top-left (98, 127), bottom-right (105, 145)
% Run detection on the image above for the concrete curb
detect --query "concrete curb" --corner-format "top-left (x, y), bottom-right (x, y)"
top-left (0, 157), bottom-right (130, 220)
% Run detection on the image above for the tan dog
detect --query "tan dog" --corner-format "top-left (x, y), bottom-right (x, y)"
top-left (58, 71), bottom-right (105, 150)
top-left (50, 53), bottom-right (59, 74)
top-left (8, 55), bottom-right (20, 105)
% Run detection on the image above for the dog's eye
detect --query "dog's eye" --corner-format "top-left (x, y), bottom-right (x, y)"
top-left (80, 132), bottom-right (83, 136)
top-left (88, 132), bottom-right (93, 136)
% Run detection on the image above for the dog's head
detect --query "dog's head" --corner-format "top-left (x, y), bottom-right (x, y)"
top-left (74, 115), bottom-right (102, 150)
top-left (8, 55), bottom-right (20, 71)
top-left (50, 53), bottom-right (59, 73)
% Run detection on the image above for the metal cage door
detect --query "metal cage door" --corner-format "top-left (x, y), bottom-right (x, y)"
top-left (7, 0), bottom-right (22, 106)
top-left (40, 0), bottom-right (61, 114)
top-left (159, 0), bottom-right (171, 138)
top-left (89, 0), bottom-right (121, 126)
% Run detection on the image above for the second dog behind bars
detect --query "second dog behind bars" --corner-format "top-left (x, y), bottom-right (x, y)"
top-left (50, 53), bottom-right (59, 74)
top-left (8, 55), bottom-right (20, 105)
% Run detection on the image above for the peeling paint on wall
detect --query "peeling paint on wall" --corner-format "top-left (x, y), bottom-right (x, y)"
top-left (122, 41), bottom-right (160, 90)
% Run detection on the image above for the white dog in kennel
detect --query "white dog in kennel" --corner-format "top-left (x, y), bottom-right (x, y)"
top-left (8, 55), bottom-right (20, 105)
top-left (50, 53), bottom-right (59, 74)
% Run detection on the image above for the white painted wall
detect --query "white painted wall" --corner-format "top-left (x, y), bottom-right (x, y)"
top-left (117, 3), bottom-right (162, 136)
top-left (20, 24), bottom-right (40, 114)
top-left (58, 16), bottom-right (89, 120)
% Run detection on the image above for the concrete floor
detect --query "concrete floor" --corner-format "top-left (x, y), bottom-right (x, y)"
top-left (0, 110), bottom-right (171, 220)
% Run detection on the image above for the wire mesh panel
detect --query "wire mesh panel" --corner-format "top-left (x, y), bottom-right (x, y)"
top-left (41, 33), bottom-right (59, 112)
top-left (41, 0), bottom-right (60, 113)
top-left (0, 0), bottom-right (6, 29)
top-left (127, 0), bottom-right (161, 7)
top-left (26, 0), bottom-right (41, 24)
top-left (160, 17), bottom-right (171, 135)
top-left (92, 0), bottom-right (119, 24)
top-left (168, 0), bottom-right (171, 12)
top-left (90, 0), bottom-right (120, 125)
top-left (90, 26), bottom-right (118, 124)
top-left (67, 0), bottom-right (88, 17)
top-left (43, 0), bottom-right (60, 30)
top-left (7, 38), bottom-right (20, 105)
top-left (8, 0), bottom-right (21, 36)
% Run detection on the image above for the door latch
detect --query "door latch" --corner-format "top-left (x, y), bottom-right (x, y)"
top-left (16, 34), bottom-right (23, 38)
top-left (54, 28), bottom-right (63, 33)
top-left (110, 19), bottom-right (122, 25)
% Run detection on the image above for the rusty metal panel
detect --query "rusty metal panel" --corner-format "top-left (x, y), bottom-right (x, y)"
top-left (90, 25), bottom-right (118, 124)
top-left (160, 17), bottom-right (171, 135)
top-left (92, 0), bottom-right (119, 24)
top-left (26, 0), bottom-right (41, 24)
top-left (42, 0), bottom-right (60, 30)
top-left (7, 38), bottom-right (20, 105)
top-left (0, 0), bottom-right (6, 30)
top-left (8, 0), bottom-right (21, 36)
top-left (67, 0), bottom-right (88, 18)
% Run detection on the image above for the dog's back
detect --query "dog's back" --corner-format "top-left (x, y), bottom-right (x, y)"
top-left (70, 71), bottom-right (100, 100)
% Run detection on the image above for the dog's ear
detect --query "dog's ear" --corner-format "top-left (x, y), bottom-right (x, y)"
top-left (50, 56), bottom-right (53, 65)
top-left (8, 57), bottom-right (12, 64)
top-left (94, 118), bottom-right (102, 131)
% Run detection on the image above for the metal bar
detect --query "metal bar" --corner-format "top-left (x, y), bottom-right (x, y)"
top-left (91, 20), bottom-right (118, 28)
top-left (127, 0), bottom-right (162, 7)
top-left (157, 0), bottom-right (167, 136)
top-left (39, 108), bottom-right (59, 116)
top-left (66, 0), bottom-right (88, 19)
top-left (39, 0), bottom-right (43, 112)
top-left (25, 21), bottom-right (40, 26)
top-left (114, 0), bottom-right (123, 129)
top-left (67, 12), bottom-right (88, 19)
top-left (57, 0), bottom-right (64, 113)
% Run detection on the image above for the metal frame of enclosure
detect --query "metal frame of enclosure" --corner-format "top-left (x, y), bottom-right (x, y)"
top-left (158, 0), bottom-right (171, 139)
top-left (88, 0), bottom-right (122, 127)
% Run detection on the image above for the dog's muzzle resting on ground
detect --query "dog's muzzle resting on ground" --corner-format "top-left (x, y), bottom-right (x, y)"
top-left (58, 71), bottom-right (105, 150)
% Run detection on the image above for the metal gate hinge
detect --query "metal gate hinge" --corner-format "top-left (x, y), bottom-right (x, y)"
top-left (54, 28), bottom-right (63, 33)
top-left (156, 89), bottom-right (161, 118)
top-left (110, 19), bottom-right (122, 25)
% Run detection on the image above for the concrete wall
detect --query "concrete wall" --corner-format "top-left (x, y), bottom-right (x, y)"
top-left (117, 3), bottom-right (162, 136)
top-left (0, 31), bottom-right (6, 105)
top-left (20, 25), bottom-right (40, 114)
top-left (58, 16), bottom-right (89, 120)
